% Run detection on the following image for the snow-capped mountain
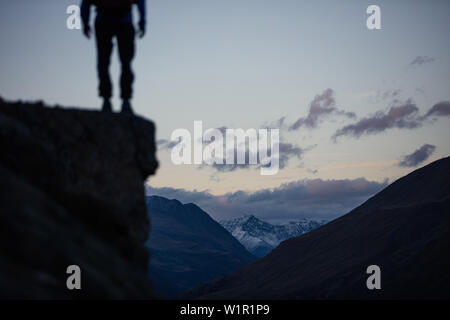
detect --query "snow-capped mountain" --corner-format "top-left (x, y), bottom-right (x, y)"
top-left (220, 215), bottom-right (328, 257)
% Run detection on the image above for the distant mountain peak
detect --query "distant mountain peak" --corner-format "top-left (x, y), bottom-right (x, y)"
top-left (220, 215), bottom-right (327, 257)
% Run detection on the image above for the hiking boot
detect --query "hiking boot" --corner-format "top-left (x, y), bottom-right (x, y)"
top-left (102, 99), bottom-right (112, 113)
top-left (121, 100), bottom-right (134, 115)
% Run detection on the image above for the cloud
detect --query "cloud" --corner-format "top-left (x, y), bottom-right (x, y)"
top-left (368, 89), bottom-right (402, 104)
top-left (332, 100), bottom-right (420, 141)
top-left (146, 186), bottom-right (216, 204)
top-left (265, 143), bottom-right (315, 170)
top-left (378, 89), bottom-right (402, 101)
top-left (159, 125), bottom-right (312, 173)
top-left (205, 142), bottom-right (311, 173)
top-left (262, 117), bottom-right (287, 130)
top-left (198, 125), bottom-right (313, 173)
top-left (289, 89), bottom-right (356, 131)
top-left (398, 144), bottom-right (436, 168)
top-left (425, 101), bottom-right (450, 117)
top-left (146, 177), bottom-right (388, 222)
top-left (409, 56), bottom-right (436, 67)
top-left (332, 100), bottom-right (450, 142)
top-left (157, 138), bottom-right (180, 151)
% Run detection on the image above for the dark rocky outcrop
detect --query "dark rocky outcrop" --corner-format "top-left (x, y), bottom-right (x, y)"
top-left (187, 157), bottom-right (450, 300)
top-left (0, 99), bottom-right (158, 299)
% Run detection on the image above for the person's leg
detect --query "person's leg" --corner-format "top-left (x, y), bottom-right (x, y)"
top-left (116, 22), bottom-right (135, 112)
top-left (95, 19), bottom-right (114, 111)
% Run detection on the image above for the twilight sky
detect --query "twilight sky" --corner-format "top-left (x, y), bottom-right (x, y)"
top-left (1, 0), bottom-right (449, 222)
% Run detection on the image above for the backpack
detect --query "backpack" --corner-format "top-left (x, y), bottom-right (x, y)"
top-left (94, 0), bottom-right (135, 10)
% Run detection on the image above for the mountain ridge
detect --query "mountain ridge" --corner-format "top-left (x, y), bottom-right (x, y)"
top-left (186, 156), bottom-right (450, 299)
top-left (146, 195), bottom-right (256, 298)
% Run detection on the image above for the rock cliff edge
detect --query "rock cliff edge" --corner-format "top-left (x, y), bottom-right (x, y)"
top-left (0, 98), bottom-right (158, 298)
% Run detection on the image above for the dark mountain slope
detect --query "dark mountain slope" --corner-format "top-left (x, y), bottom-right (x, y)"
top-left (146, 196), bottom-right (256, 298)
top-left (186, 157), bottom-right (450, 299)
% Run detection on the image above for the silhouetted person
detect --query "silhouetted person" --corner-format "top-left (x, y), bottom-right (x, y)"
top-left (81, 0), bottom-right (146, 114)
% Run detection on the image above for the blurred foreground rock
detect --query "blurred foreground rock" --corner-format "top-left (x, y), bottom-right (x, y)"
top-left (0, 99), bottom-right (158, 299)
